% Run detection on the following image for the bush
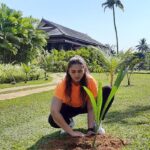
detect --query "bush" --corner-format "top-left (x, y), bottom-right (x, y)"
top-left (29, 65), bottom-right (45, 80)
top-left (0, 64), bottom-right (45, 84)
top-left (37, 47), bottom-right (107, 73)
top-left (0, 64), bottom-right (25, 83)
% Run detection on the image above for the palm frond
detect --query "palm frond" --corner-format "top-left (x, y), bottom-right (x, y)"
top-left (116, 0), bottom-right (124, 10)
top-left (97, 82), bottom-right (103, 125)
top-left (83, 86), bottom-right (97, 120)
top-left (102, 0), bottom-right (124, 11)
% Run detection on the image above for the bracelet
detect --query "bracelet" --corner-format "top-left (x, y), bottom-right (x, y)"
top-left (87, 128), bottom-right (95, 132)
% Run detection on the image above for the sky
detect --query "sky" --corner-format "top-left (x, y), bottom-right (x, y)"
top-left (1, 0), bottom-right (150, 51)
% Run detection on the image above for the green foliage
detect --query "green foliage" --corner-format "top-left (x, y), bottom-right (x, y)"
top-left (21, 63), bottom-right (31, 74)
top-left (136, 38), bottom-right (150, 53)
top-left (144, 52), bottom-right (150, 70)
top-left (83, 66), bottom-right (128, 148)
top-left (0, 73), bottom-right (150, 149)
top-left (83, 82), bottom-right (103, 127)
top-left (36, 47), bottom-right (108, 73)
top-left (21, 63), bottom-right (31, 83)
top-left (0, 64), bottom-right (25, 83)
top-left (0, 64), bottom-right (44, 84)
top-left (104, 56), bottom-right (120, 86)
top-left (0, 3), bottom-right (48, 63)
top-left (101, 66), bottom-right (128, 120)
top-left (118, 49), bottom-right (145, 85)
top-left (102, 0), bottom-right (124, 54)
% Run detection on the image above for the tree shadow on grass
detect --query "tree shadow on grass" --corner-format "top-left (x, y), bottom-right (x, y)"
top-left (27, 131), bottom-right (60, 150)
top-left (27, 128), bottom-right (87, 150)
top-left (105, 105), bottom-right (150, 125)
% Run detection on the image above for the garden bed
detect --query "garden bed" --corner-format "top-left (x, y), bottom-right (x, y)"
top-left (39, 134), bottom-right (128, 150)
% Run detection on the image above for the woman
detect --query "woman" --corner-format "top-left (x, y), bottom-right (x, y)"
top-left (48, 55), bottom-right (113, 137)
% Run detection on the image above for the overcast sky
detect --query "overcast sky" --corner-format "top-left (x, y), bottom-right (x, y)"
top-left (1, 0), bottom-right (150, 51)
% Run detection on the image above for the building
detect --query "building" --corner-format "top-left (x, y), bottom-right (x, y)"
top-left (38, 18), bottom-right (109, 52)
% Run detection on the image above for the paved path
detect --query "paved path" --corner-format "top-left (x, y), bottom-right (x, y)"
top-left (0, 73), bottom-right (65, 101)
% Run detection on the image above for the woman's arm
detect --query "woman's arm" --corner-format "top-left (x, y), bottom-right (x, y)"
top-left (51, 96), bottom-right (85, 137)
top-left (87, 99), bottom-right (95, 129)
top-left (86, 99), bottom-right (96, 136)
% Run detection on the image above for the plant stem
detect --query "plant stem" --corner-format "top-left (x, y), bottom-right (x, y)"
top-left (92, 133), bottom-right (97, 148)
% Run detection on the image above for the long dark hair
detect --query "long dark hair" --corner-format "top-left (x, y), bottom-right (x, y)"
top-left (65, 55), bottom-right (89, 106)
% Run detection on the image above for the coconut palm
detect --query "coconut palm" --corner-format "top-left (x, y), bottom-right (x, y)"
top-left (102, 0), bottom-right (124, 54)
top-left (105, 56), bottom-right (120, 86)
top-left (83, 65), bottom-right (128, 148)
top-left (136, 38), bottom-right (150, 53)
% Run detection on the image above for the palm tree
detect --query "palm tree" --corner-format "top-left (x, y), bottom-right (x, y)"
top-left (105, 56), bottom-right (120, 86)
top-left (21, 63), bottom-right (31, 83)
top-left (136, 38), bottom-right (150, 53)
top-left (105, 44), bottom-right (116, 56)
top-left (102, 0), bottom-right (124, 55)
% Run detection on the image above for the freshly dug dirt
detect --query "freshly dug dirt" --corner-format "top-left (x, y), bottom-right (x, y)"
top-left (39, 134), bottom-right (128, 150)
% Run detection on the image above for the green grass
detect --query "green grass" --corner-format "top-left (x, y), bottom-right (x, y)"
top-left (0, 77), bottom-right (52, 89)
top-left (0, 73), bottom-right (150, 150)
top-left (0, 83), bottom-right (55, 95)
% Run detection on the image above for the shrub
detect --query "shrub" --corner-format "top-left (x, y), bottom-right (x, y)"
top-left (0, 64), bottom-right (44, 84)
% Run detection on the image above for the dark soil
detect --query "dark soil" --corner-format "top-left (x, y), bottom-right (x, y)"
top-left (39, 134), bottom-right (128, 150)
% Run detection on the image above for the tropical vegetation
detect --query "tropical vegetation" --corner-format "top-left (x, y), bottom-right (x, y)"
top-left (102, 0), bottom-right (124, 54)
top-left (0, 3), bottom-right (47, 63)
top-left (0, 73), bottom-right (150, 150)
top-left (83, 66), bottom-right (128, 148)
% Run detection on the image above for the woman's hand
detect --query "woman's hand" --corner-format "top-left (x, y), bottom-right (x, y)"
top-left (86, 130), bottom-right (95, 136)
top-left (86, 128), bottom-right (95, 136)
top-left (70, 131), bottom-right (85, 137)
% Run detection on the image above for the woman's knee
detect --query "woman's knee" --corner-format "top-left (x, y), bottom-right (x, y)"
top-left (102, 86), bottom-right (112, 99)
top-left (48, 114), bottom-right (60, 128)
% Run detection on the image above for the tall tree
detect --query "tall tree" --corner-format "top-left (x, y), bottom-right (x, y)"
top-left (102, 0), bottom-right (124, 54)
top-left (0, 3), bottom-right (47, 63)
top-left (0, 3), bottom-right (21, 62)
top-left (136, 38), bottom-right (150, 53)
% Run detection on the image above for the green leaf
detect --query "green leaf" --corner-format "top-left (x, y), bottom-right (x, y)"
top-left (97, 82), bottom-right (103, 125)
top-left (114, 66), bottom-right (128, 88)
top-left (83, 86), bottom-right (97, 121)
top-left (101, 66), bottom-right (128, 120)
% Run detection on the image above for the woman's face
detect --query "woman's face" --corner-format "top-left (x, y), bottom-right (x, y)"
top-left (68, 64), bottom-right (85, 83)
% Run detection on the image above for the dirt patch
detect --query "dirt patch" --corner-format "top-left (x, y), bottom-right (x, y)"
top-left (39, 134), bottom-right (128, 150)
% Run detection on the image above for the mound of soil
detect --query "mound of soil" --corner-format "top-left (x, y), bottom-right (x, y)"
top-left (39, 134), bottom-right (128, 150)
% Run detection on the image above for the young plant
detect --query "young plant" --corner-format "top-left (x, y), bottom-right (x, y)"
top-left (83, 66), bottom-right (128, 148)
top-left (21, 63), bottom-right (31, 83)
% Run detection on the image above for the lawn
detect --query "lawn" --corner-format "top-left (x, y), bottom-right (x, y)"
top-left (0, 73), bottom-right (150, 150)
top-left (0, 75), bottom-right (52, 89)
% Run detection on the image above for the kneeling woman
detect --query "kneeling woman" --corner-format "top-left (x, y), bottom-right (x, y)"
top-left (48, 55), bottom-right (113, 137)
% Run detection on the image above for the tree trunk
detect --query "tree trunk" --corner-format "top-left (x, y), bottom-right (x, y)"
top-left (110, 73), bottom-right (114, 87)
top-left (127, 78), bottom-right (130, 86)
top-left (127, 72), bottom-right (131, 86)
top-left (25, 73), bottom-right (27, 83)
top-left (113, 6), bottom-right (119, 55)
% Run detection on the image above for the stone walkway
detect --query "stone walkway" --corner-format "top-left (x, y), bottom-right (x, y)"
top-left (0, 73), bottom-right (65, 101)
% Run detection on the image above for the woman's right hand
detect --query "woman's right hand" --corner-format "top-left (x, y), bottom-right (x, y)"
top-left (70, 131), bottom-right (85, 137)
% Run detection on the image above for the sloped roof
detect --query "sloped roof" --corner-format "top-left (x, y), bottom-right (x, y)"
top-left (38, 18), bottom-right (104, 46)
